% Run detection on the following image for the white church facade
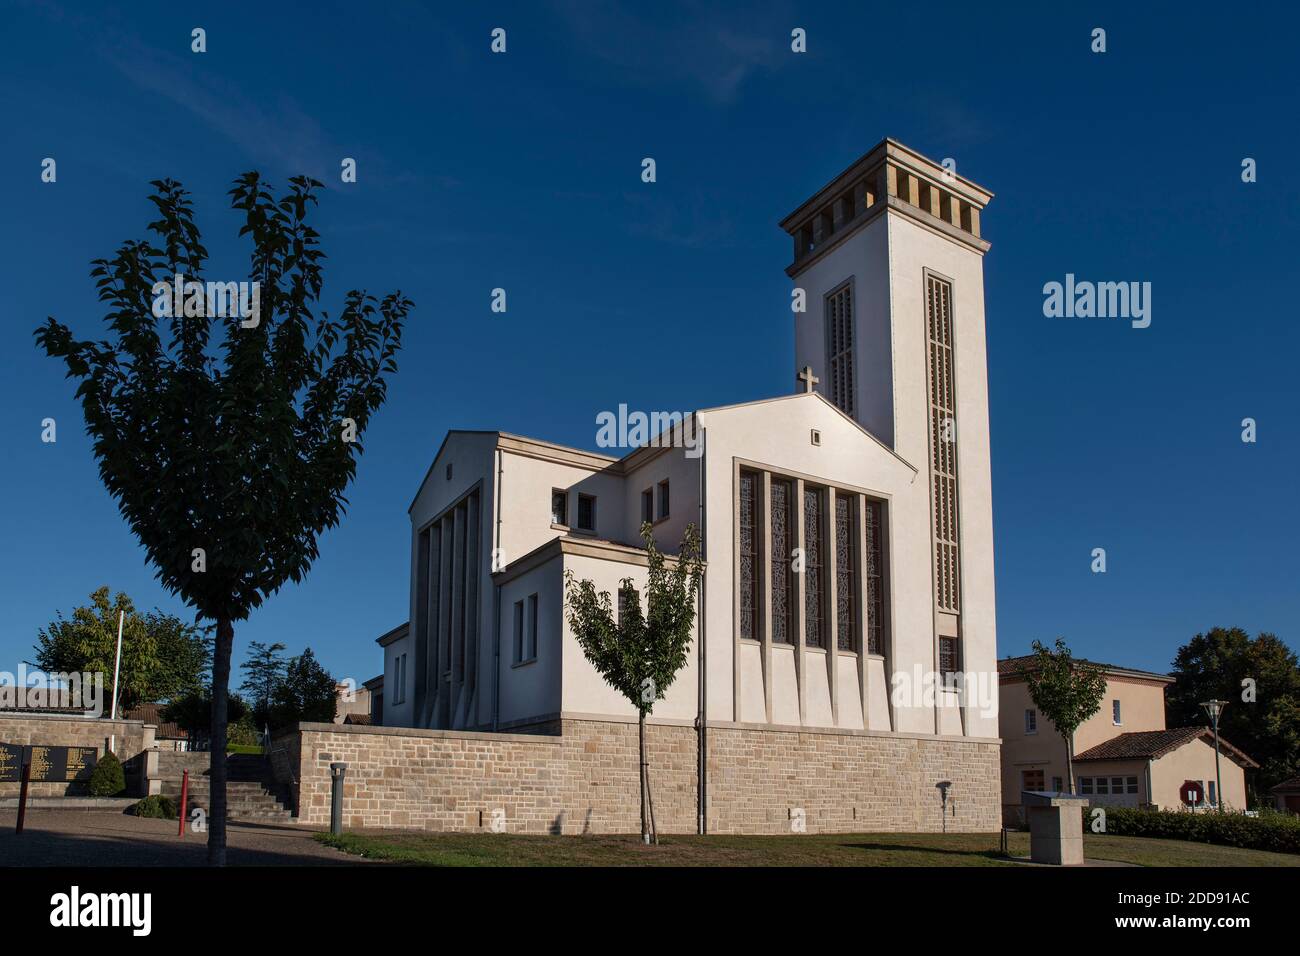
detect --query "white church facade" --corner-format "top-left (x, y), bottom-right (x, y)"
top-left (352, 139), bottom-right (1003, 834)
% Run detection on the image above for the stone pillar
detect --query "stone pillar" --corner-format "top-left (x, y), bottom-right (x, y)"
top-left (1021, 791), bottom-right (1089, 865)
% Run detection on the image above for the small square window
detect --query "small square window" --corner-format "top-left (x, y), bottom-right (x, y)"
top-left (551, 490), bottom-right (568, 526)
top-left (810, 429), bottom-right (822, 446)
top-left (657, 480), bottom-right (670, 520)
top-left (577, 494), bottom-right (596, 531)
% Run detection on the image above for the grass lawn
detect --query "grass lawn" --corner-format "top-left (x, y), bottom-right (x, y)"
top-left (315, 829), bottom-right (1300, 867)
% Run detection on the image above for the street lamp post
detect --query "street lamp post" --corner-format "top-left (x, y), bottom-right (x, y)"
top-left (1200, 699), bottom-right (1228, 812)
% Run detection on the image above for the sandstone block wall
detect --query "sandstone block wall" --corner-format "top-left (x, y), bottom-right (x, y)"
top-left (0, 714), bottom-right (151, 798)
top-left (285, 718), bottom-right (1000, 834)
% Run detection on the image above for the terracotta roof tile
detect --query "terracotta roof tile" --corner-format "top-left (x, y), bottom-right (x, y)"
top-left (1074, 727), bottom-right (1258, 768)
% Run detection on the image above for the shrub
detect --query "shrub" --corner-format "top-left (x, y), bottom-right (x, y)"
top-left (1089, 806), bottom-right (1300, 855)
top-left (88, 751), bottom-right (126, 797)
top-left (228, 712), bottom-right (260, 747)
top-left (131, 794), bottom-right (178, 819)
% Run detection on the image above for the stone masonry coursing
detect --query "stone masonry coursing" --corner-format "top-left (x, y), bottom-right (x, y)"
top-left (0, 714), bottom-right (152, 798)
top-left (278, 719), bottom-right (1000, 834)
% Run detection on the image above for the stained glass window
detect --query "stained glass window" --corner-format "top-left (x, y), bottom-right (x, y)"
top-left (770, 479), bottom-right (792, 643)
top-left (865, 499), bottom-right (884, 655)
top-left (738, 471), bottom-right (758, 641)
top-left (804, 487), bottom-right (823, 648)
top-left (835, 493), bottom-right (855, 651)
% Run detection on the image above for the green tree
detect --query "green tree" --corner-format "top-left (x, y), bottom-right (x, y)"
top-left (564, 523), bottom-right (702, 844)
top-left (162, 690), bottom-right (249, 745)
top-left (268, 647), bottom-right (337, 727)
top-left (239, 641), bottom-right (288, 731)
top-left (35, 174), bottom-right (411, 864)
top-left (1166, 627), bottom-right (1300, 800)
top-left (1018, 638), bottom-right (1109, 794)
top-left (34, 586), bottom-right (207, 711)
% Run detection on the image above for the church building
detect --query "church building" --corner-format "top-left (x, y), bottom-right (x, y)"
top-left (368, 139), bottom-right (1003, 833)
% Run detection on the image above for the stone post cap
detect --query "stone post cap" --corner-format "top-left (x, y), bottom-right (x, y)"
top-left (329, 762), bottom-right (348, 776)
top-left (1021, 790), bottom-right (1089, 807)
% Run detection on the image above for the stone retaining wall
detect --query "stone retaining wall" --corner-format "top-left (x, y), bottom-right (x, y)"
top-left (285, 718), bottom-right (1000, 834)
top-left (0, 714), bottom-right (153, 797)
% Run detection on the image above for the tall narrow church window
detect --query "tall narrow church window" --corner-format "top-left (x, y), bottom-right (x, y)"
top-left (939, 636), bottom-right (959, 680)
top-left (926, 274), bottom-right (960, 613)
top-left (770, 479), bottom-right (793, 643)
top-left (738, 471), bottom-right (759, 641)
top-left (864, 499), bottom-right (885, 655)
top-left (834, 493), bottom-right (855, 652)
top-left (826, 283), bottom-right (854, 415)
top-left (804, 487), bottom-right (824, 648)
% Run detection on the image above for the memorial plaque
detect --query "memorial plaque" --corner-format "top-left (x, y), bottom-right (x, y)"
top-left (0, 743), bottom-right (22, 783)
top-left (0, 744), bottom-right (100, 783)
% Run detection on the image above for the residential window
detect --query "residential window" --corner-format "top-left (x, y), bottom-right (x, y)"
top-left (804, 487), bottom-right (824, 648)
top-left (1080, 777), bottom-right (1094, 795)
top-left (657, 480), bottom-right (670, 520)
top-left (617, 586), bottom-right (638, 627)
top-left (1126, 776), bottom-right (1139, 795)
top-left (1112, 699), bottom-right (1122, 725)
top-left (1111, 777), bottom-right (1125, 795)
top-left (926, 273), bottom-right (960, 613)
top-left (551, 490), bottom-right (568, 526)
top-left (939, 636), bottom-right (959, 680)
top-left (641, 488), bottom-right (653, 525)
top-left (512, 600), bottom-right (524, 663)
top-left (1207, 780), bottom-right (1217, 806)
top-left (770, 479), bottom-right (793, 643)
top-left (526, 593), bottom-right (539, 660)
top-left (577, 494), bottom-right (596, 531)
top-left (1022, 769), bottom-right (1044, 792)
top-left (738, 471), bottom-right (759, 642)
top-left (834, 492), bottom-right (855, 652)
top-left (1052, 776), bottom-right (1063, 792)
top-left (1025, 709), bottom-right (1037, 734)
top-left (864, 499), bottom-right (885, 655)
top-left (1096, 777), bottom-right (1109, 795)
top-left (825, 283), bottom-right (854, 415)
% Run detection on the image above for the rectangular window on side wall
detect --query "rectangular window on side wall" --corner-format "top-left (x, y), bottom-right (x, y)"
top-left (577, 494), bottom-right (596, 532)
top-left (641, 489), bottom-right (653, 526)
top-left (512, 600), bottom-right (524, 664)
top-left (527, 593), bottom-right (538, 660)
top-left (551, 490), bottom-right (567, 526)
top-left (1112, 699), bottom-right (1122, 725)
top-left (1025, 709), bottom-right (1037, 734)
top-left (658, 480), bottom-right (670, 520)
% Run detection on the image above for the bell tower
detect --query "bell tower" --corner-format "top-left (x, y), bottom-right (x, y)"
top-left (779, 139), bottom-right (997, 735)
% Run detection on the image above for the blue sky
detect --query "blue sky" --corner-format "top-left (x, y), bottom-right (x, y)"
top-left (1, 1), bottom-right (1296, 689)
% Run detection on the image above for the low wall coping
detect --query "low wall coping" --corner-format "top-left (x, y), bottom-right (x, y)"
top-left (288, 721), bottom-right (563, 745)
top-left (0, 714), bottom-right (147, 727)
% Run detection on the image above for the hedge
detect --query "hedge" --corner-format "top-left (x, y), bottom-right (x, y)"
top-left (130, 794), bottom-right (178, 819)
top-left (1089, 806), bottom-right (1300, 855)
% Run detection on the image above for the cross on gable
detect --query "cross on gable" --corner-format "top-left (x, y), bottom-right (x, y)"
top-left (797, 365), bottom-right (819, 394)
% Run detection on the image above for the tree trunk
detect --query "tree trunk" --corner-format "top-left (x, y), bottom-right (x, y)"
top-left (1064, 733), bottom-right (1075, 795)
top-left (208, 617), bottom-right (234, 866)
top-left (638, 710), bottom-right (649, 844)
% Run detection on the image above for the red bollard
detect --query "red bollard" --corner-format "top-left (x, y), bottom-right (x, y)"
top-left (15, 760), bottom-right (31, 835)
top-left (178, 769), bottom-right (189, 836)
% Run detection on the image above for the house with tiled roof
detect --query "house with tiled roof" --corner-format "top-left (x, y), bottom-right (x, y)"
top-left (998, 655), bottom-right (1257, 824)
top-left (1269, 774), bottom-right (1300, 814)
top-left (124, 702), bottom-right (189, 752)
